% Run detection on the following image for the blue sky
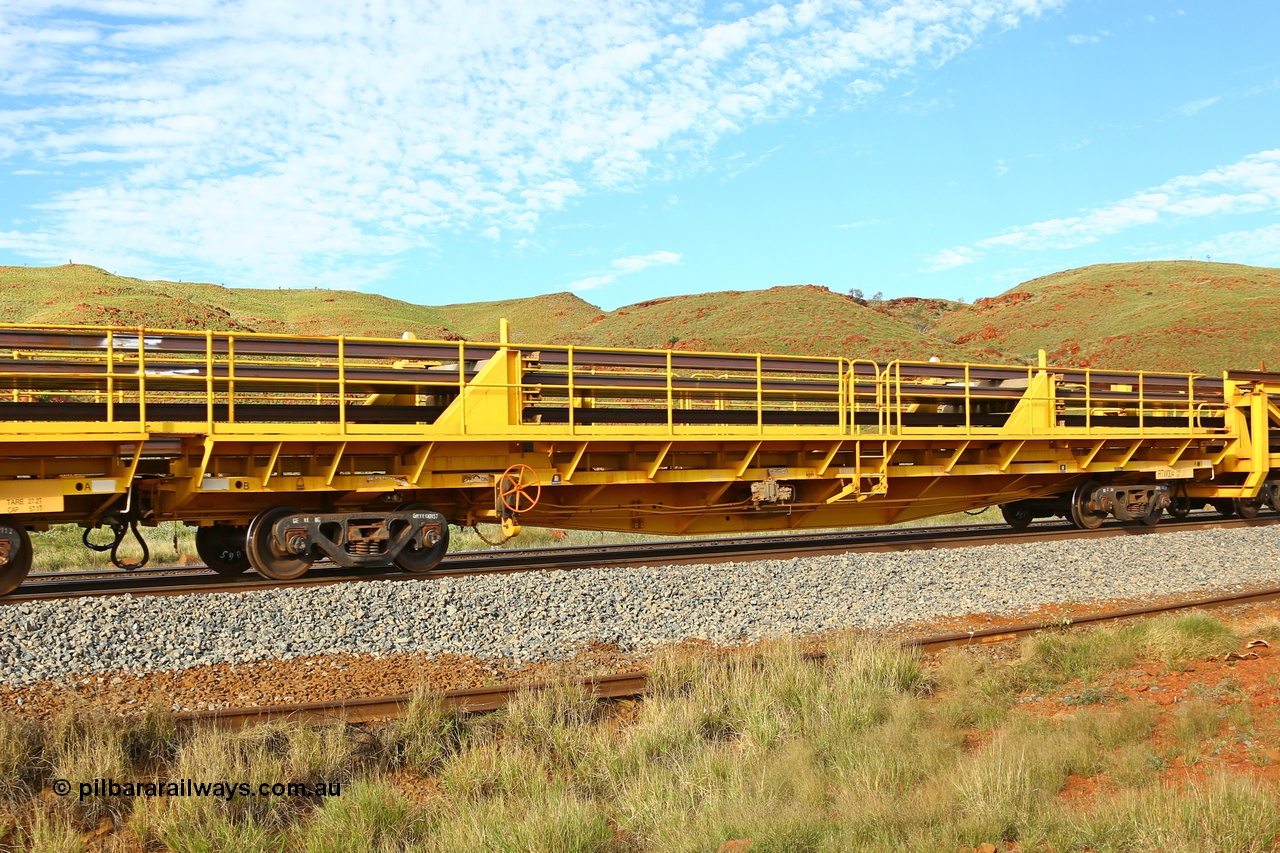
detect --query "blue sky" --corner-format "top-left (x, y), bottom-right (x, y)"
top-left (1, 1), bottom-right (1278, 310)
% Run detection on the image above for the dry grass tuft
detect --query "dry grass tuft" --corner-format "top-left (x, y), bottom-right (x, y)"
top-left (4, 612), bottom-right (1278, 851)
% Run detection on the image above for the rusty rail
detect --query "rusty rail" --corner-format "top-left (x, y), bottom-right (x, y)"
top-left (180, 583), bottom-right (1280, 729)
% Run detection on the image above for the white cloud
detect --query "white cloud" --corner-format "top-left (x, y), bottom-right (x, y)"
top-left (846, 79), bottom-right (886, 100)
top-left (925, 149), bottom-right (1280, 268)
top-left (1, 0), bottom-right (1064, 286)
top-left (1179, 96), bottom-right (1220, 116)
top-left (1188, 224), bottom-right (1280, 266)
top-left (923, 246), bottom-right (980, 271)
top-left (1066, 30), bottom-right (1109, 45)
top-left (570, 250), bottom-right (682, 291)
top-left (566, 274), bottom-right (617, 292)
top-left (611, 250), bottom-right (681, 275)
top-left (724, 144), bottom-right (782, 179)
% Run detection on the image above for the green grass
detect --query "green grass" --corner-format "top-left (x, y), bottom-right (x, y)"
top-left (3, 613), bottom-right (1275, 851)
top-left (29, 521), bottom-right (195, 573)
top-left (1014, 612), bottom-right (1241, 694)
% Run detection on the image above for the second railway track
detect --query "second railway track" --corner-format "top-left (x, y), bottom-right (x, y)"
top-left (182, 581), bottom-right (1280, 728)
top-left (8, 511), bottom-right (1277, 604)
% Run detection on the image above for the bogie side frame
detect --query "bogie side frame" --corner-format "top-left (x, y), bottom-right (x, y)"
top-left (0, 320), bottom-right (1275, 590)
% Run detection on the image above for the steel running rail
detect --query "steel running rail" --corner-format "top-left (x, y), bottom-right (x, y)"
top-left (7, 513), bottom-right (1278, 604)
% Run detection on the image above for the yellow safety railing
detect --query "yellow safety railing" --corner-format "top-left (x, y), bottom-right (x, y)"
top-left (875, 358), bottom-right (1225, 437)
top-left (0, 322), bottom-right (1230, 441)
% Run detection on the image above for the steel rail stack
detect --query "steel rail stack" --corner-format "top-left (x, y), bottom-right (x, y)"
top-left (0, 320), bottom-right (1276, 593)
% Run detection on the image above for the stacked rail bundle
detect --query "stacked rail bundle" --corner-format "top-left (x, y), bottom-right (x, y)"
top-left (0, 321), bottom-right (1275, 593)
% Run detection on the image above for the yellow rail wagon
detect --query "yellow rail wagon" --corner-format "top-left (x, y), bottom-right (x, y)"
top-left (0, 320), bottom-right (1276, 594)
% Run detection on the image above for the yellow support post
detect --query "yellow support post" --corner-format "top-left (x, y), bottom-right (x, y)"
top-left (338, 335), bottom-right (347, 435)
top-left (666, 349), bottom-right (673, 435)
top-left (205, 330), bottom-right (214, 430)
top-left (755, 353), bottom-right (763, 434)
top-left (105, 330), bottom-right (115, 423)
top-left (1246, 381), bottom-right (1270, 493)
top-left (136, 326), bottom-right (146, 424)
top-left (227, 335), bottom-right (236, 423)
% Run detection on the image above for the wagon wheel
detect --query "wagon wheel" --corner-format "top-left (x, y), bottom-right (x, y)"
top-left (195, 525), bottom-right (251, 576)
top-left (1069, 480), bottom-right (1106, 530)
top-left (497, 464), bottom-right (542, 515)
top-left (1266, 484), bottom-right (1280, 513)
top-left (999, 503), bottom-right (1034, 530)
top-left (245, 506), bottom-right (313, 580)
top-left (1233, 496), bottom-right (1264, 520)
top-left (393, 502), bottom-right (451, 574)
top-left (1210, 499), bottom-right (1237, 519)
top-left (0, 516), bottom-right (32, 596)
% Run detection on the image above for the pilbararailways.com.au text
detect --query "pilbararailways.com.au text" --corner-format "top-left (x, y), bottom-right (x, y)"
top-left (53, 778), bottom-right (341, 801)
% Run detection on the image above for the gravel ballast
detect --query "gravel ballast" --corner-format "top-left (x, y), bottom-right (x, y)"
top-left (3, 525), bottom-right (1279, 687)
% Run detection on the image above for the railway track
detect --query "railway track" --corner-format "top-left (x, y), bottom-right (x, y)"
top-left (181, 581), bottom-right (1280, 728)
top-left (9, 512), bottom-right (1277, 604)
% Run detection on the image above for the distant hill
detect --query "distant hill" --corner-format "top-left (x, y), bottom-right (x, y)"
top-left (436, 294), bottom-right (600, 343)
top-left (550, 285), bottom-right (977, 362)
top-left (2, 260), bottom-right (1277, 373)
top-left (0, 264), bottom-right (599, 342)
top-left (931, 261), bottom-right (1280, 374)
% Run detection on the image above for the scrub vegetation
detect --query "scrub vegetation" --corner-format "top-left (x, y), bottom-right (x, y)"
top-left (2, 613), bottom-right (1278, 852)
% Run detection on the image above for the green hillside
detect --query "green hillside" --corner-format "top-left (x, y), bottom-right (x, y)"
top-left (932, 261), bottom-right (1280, 374)
top-left (3, 260), bottom-right (1278, 373)
top-left (550, 285), bottom-right (977, 361)
top-left (0, 266), bottom-right (975, 362)
top-left (0, 265), bottom-right (598, 342)
top-left (436, 293), bottom-right (600, 342)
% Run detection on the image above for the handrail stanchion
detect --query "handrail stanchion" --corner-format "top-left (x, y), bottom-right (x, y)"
top-left (227, 336), bottom-right (236, 423)
top-left (899, 362), bottom-right (905, 434)
top-left (105, 330), bottom-right (115, 423)
top-left (878, 364), bottom-right (885, 434)
top-left (136, 327), bottom-right (146, 425)
top-left (338, 336), bottom-right (347, 435)
top-left (964, 363), bottom-right (971, 435)
top-left (1141, 371), bottom-right (1152, 435)
top-left (1085, 369), bottom-right (1091, 434)
top-left (666, 349), bottom-right (674, 435)
top-left (883, 363), bottom-right (890, 434)
top-left (457, 341), bottom-right (466, 435)
top-left (838, 358), bottom-right (847, 435)
top-left (1188, 375), bottom-right (1195, 430)
top-left (567, 346), bottom-right (575, 433)
top-left (756, 353), bottom-right (763, 435)
top-left (205, 330), bottom-right (214, 430)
